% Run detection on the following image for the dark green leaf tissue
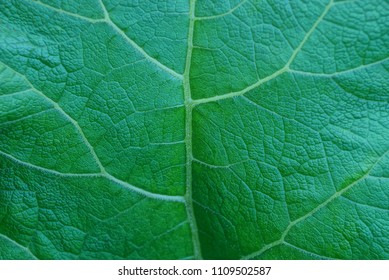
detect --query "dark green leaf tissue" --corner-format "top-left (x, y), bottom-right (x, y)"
top-left (0, 0), bottom-right (388, 259)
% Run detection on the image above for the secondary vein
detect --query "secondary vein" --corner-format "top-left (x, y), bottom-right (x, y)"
top-left (0, 233), bottom-right (38, 260)
top-left (242, 147), bottom-right (389, 260)
top-left (0, 61), bottom-right (184, 203)
top-left (98, 0), bottom-right (183, 80)
top-left (191, 0), bottom-right (335, 107)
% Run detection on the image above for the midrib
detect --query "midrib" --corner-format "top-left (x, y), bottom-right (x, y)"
top-left (182, 0), bottom-right (335, 260)
top-left (183, 0), bottom-right (202, 259)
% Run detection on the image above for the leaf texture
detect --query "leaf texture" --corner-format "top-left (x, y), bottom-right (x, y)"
top-left (0, 0), bottom-right (388, 259)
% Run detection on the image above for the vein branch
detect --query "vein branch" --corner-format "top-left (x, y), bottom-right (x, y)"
top-left (194, 0), bottom-right (248, 21)
top-left (0, 150), bottom-right (185, 203)
top-left (284, 242), bottom-right (335, 260)
top-left (0, 233), bottom-right (38, 260)
top-left (0, 62), bottom-right (184, 203)
top-left (98, 0), bottom-right (183, 80)
top-left (31, 0), bottom-right (105, 23)
top-left (191, 0), bottom-right (334, 106)
top-left (242, 147), bottom-right (389, 260)
top-left (29, 0), bottom-right (183, 79)
top-left (289, 56), bottom-right (389, 77)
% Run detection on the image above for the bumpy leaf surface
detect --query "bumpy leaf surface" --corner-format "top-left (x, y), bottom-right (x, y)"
top-left (0, 0), bottom-right (388, 259)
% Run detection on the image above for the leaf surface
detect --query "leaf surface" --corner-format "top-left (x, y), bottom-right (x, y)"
top-left (0, 0), bottom-right (388, 259)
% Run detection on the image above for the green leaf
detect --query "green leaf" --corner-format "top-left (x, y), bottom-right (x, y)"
top-left (1, 0), bottom-right (388, 260)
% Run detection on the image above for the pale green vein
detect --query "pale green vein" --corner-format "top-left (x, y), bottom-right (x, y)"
top-left (191, 67), bottom-right (287, 106)
top-left (332, 0), bottom-right (357, 6)
top-left (289, 57), bottom-right (389, 77)
top-left (184, 0), bottom-right (203, 260)
top-left (194, 0), bottom-right (248, 20)
top-left (0, 62), bottom-right (184, 203)
top-left (242, 147), bottom-right (389, 260)
top-left (38, 93), bottom-right (107, 174)
top-left (104, 173), bottom-right (185, 203)
top-left (0, 109), bottom-right (53, 126)
top-left (0, 150), bottom-right (100, 177)
top-left (0, 89), bottom-right (32, 98)
top-left (0, 150), bottom-right (185, 203)
top-left (284, 242), bottom-right (335, 260)
top-left (29, 0), bottom-right (183, 79)
top-left (181, 255), bottom-right (195, 260)
top-left (193, 157), bottom-right (249, 169)
top-left (191, 0), bottom-right (334, 106)
top-left (0, 233), bottom-right (38, 260)
top-left (31, 0), bottom-right (105, 23)
top-left (97, 0), bottom-right (183, 80)
top-left (285, 0), bottom-right (334, 68)
top-left (0, 62), bottom-right (104, 173)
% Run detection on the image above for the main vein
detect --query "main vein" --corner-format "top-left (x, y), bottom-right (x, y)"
top-left (183, 0), bottom-right (202, 260)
